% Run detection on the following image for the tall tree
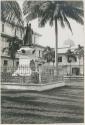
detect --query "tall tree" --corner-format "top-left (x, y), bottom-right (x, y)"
top-left (23, 1), bottom-right (84, 76)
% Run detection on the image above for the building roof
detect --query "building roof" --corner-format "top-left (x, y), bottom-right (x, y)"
top-left (52, 46), bottom-right (79, 54)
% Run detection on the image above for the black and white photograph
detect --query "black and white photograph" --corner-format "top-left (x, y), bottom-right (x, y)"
top-left (0, 0), bottom-right (84, 124)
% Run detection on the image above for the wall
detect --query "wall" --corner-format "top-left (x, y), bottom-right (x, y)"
top-left (51, 53), bottom-right (84, 76)
top-left (1, 22), bottom-right (24, 39)
top-left (1, 21), bottom-right (24, 67)
top-left (1, 36), bottom-right (9, 56)
top-left (1, 57), bottom-right (19, 72)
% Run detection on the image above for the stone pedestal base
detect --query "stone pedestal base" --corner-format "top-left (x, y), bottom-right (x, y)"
top-left (12, 46), bottom-right (36, 76)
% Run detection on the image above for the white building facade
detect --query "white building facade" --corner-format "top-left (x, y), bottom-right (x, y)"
top-left (57, 48), bottom-right (84, 76)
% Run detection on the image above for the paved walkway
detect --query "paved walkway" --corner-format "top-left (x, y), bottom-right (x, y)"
top-left (1, 80), bottom-right (84, 123)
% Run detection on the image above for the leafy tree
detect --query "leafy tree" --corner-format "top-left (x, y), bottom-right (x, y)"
top-left (66, 49), bottom-right (77, 75)
top-left (43, 46), bottom-right (55, 65)
top-left (74, 44), bottom-right (84, 75)
top-left (66, 49), bottom-right (77, 62)
top-left (23, 1), bottom-right (84, 76)
top-left (3, 36), bottom-right (22, 68)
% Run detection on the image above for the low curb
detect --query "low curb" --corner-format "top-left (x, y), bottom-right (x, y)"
top-left (1, 82), bottom-right (65, 91)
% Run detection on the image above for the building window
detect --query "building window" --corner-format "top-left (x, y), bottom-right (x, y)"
top-left (4, 60), bottom-right (8, 65)
top-left (72, 68), bottom-right (80, 75)
top-left (2, 23), bottom-right (4, 32)
top-left (58, 57), bottom-right (62, 62)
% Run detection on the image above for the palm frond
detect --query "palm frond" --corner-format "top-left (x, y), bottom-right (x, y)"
top-left (1, 1), bottom-right (23, 26)
top-left (62, 12), bottom-right (73, 34)
top-left (63, 5), bottom-right (84, 25)
top-left (23, 1), bottom-right (43, 22)
top-left (58, 11), bottom-right (65, 28)
top-left (39, 2), bottom-right (55, 27)
top-left (23, 1), bottom-right (84, 29)
top-left (49, 17), bottom-right (53, 26)
top-left (64, 1), bottom-right (83, 10)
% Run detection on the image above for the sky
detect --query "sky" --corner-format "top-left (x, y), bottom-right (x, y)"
top-left (17, 0), bottom-right (85, 48)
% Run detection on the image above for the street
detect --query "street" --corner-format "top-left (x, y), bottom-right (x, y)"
top-left (1, 80), bottom-right (84, 123)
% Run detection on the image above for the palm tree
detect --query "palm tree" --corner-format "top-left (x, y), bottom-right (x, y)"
top-left (74, 44), bottom-right (84, 75)
top-left (23, 1), bottom-right (84, 76)
top-left (1, 1), bottom-right (23, 27)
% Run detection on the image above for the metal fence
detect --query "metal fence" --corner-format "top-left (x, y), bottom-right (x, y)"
top-left (1, 66), bottom-right (64, 84)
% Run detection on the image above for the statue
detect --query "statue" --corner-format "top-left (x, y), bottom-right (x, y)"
top-left (23, 23), bottom-right (33, 46)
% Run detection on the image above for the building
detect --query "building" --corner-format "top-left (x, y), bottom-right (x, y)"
top-left (1, 21), bottom-right (24, 68)
top-left (56, 47), bottom-right (84, 76)
top-left (1, 21), bottom-right (43, 70)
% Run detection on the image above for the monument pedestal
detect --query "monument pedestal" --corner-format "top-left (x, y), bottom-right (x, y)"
top-left (13, 46), bottom-right (36, 76)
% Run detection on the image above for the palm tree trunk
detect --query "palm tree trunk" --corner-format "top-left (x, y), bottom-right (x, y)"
top-left (55, 18), bottom-right (58, 76)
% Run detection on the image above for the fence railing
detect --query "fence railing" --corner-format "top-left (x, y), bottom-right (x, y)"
top-left (1, 66), bottom-right (64, 84)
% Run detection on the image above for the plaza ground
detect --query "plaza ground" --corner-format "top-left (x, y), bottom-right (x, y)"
top-left (1, 80), bottom-right (84, 123)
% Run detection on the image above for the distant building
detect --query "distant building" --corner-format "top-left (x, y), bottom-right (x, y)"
top-left (51, 47), bottom-right (84, 76)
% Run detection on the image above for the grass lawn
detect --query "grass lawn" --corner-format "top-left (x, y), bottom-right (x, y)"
top-left (1, 80), bottom-right (84, 124)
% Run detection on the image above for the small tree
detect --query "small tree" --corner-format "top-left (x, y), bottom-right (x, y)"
top-left (74, 44), bottom-right (84, 75)
top-left (43, 46), bottom-right (55, 65)
top-left (3, 36), bottom-right (22, 69)
top-left (66, 49), bottom-right (76, 75)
